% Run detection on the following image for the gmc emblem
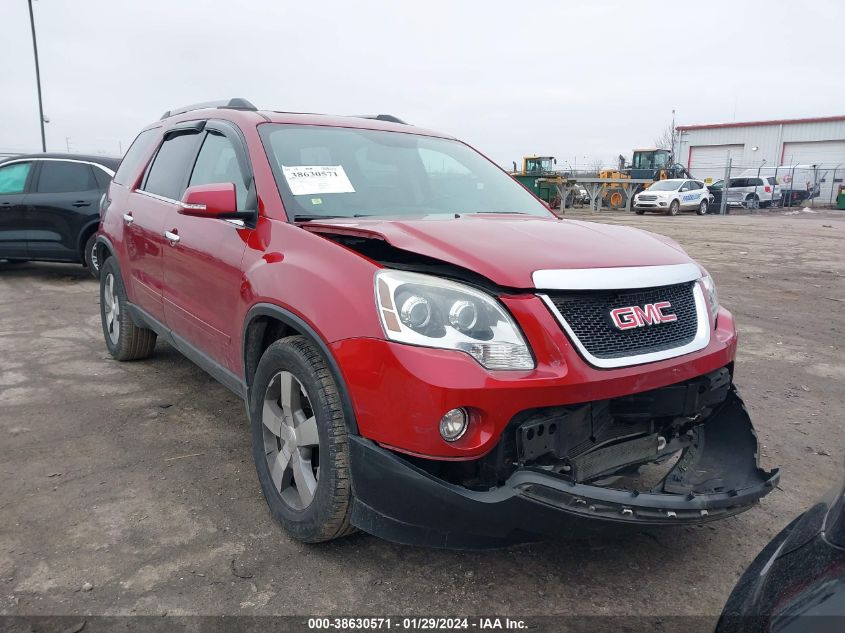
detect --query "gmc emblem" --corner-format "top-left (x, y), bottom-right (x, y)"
top-left (610, 302), bottom-right (677, 330)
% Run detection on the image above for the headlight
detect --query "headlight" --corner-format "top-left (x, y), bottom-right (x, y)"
top-left (375, 270), bottom-right (534, 370)
top-left (701, 273), bottom-right (719, 323)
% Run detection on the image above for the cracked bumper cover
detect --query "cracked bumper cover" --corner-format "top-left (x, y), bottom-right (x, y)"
top-left (349, 388), bottom-right (779, 548)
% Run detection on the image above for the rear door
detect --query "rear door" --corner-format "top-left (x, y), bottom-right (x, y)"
top-left (126, 124), bottom-right (203, 323)
top-left (26, 159), bottom-right (101, 261)
top-left (681, 180), bottom-right (705, 209)
top-left (0, 160), bottom-right (34, 259)
top-left (162, 121), bottom-right (253, 369)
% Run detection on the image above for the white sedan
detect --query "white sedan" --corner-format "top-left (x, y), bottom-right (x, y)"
top-left (633, 179), bottom-right (712, 216)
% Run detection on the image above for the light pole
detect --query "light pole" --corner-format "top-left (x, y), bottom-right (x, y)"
top-left (27, 0), bottom-right (47, 152)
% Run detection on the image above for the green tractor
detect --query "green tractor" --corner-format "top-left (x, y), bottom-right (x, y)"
top-left (629, 149), bottom-right (691, 181)
top-left (511, 156), bottom-right (561, 207)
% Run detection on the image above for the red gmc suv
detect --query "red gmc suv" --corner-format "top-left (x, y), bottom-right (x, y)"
top-left (97, 99), bottom-right (778, 548)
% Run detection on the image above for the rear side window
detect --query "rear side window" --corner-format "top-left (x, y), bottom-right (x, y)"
top-left (767, 177), bottom-right (778, 185)
top-left (114, 128), bottom-right (159, 186)
top-left (36, 161), bottom-right (97, 193)
top-left (749, 178), bottom-right (764, 186)
top-left (92, 167), bottom-right (112, 190)
top-left (142, 133), bottom-right (201, 200)
top-left (0, 162), bottom-right (32, 194)
top-left (188, 132), bottom-right (249, 209)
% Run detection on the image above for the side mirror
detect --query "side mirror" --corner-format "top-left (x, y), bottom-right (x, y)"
top-left (179, 183), bottom-right (238, 218)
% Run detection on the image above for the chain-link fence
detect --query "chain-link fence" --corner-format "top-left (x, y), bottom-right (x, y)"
top-left (686, 158), bottom-right (842, 212)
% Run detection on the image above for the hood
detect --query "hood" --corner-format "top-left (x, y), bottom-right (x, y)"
top-left (303, 214), bottom-right (693, 288)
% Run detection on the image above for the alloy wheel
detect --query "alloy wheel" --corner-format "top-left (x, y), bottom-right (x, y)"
top-left (103, 273), bottom-right (120, 344)
top-left (90, 243), bottom-right (100, 273)
top-left (262, 371), bottom-right (320, 510)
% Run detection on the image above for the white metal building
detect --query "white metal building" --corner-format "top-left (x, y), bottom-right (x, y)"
top-left (676, 115), bottom-right (845, 203)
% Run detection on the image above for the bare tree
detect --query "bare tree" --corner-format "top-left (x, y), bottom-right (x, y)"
top-left (654, 123), bottom-right (675, 151)
top-left (588, 158), bottom-right (604, 173)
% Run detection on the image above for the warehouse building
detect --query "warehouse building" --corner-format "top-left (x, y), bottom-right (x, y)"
top-left (676, 115), bottom-right (845, 204)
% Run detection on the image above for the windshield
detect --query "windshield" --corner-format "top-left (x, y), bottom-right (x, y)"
top-left (259, 124), bottom-right (552, 219)
top-left (526, 157), bottom-right (553, 172)
top-left (647, 180), bottom-right (680, 191)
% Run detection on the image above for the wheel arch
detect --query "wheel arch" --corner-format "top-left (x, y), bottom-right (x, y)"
top-left (242, 303), bottom-right (359, 435)
top-left (94, 234), bottom-right (115, 267)
top-left (77, 220), bottom-right (101, 262)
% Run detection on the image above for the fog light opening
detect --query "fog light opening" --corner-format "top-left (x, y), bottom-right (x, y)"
top-left (439, 408), bottom-right (469, 442)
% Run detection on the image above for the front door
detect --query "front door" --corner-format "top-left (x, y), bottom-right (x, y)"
top-left (126, 126), bottom-right (204, 323)
top-left (161, 123), bottom-right (253, 370)
top-left (679, 180), bottom-right (701, 209)
top-left (0, 161), bottom-right (34, 260)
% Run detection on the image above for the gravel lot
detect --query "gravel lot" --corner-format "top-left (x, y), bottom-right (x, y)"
top-left (1, 210), bottom-right (842, 621)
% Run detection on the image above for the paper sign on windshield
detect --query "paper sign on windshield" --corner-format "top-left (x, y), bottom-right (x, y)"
top-left (281, 165), bottom-right (355, 196)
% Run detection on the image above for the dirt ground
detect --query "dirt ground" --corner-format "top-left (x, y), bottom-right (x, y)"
top-left (0, 209), bottom-right (843, 621)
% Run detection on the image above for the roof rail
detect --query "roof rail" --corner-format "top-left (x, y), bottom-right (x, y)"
top-left (352, 114), bottom-right (408, 125)
top-left (160, 98), bottom-right (257, 120)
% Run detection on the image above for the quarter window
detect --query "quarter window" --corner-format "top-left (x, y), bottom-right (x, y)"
top-left (36, 161), bottom-right (97, 193)
top-left (142, 132), bottom-right (201, 200)
top-left (92, 167), bottom-right (112, 190)
top-left (188, 132), bottom-right (249, 209)
top-left (0, 162), bottom-right (32, 194)
top-left (114, 128), bottom-right (159, 186)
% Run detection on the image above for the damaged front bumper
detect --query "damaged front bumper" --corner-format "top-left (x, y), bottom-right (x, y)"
top-left (349, 373), bottom-right (779, 548)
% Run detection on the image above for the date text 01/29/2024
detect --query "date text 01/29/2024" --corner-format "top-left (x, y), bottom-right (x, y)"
top-left (307, 617), bottom-right (527, 630)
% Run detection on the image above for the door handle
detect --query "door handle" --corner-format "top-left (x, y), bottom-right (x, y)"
top-left (72, 201), bottom-right (92, 208)
top-left (122, 213), bottom-right (134, 225)
top-left (164, 229), bottom-right (180, 244)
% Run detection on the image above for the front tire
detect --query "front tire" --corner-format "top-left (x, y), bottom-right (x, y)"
top-left (99, 257), bottom-right (157, 361)
top-left (250, 336), bottom-right (355, 543)
top-left (668, 200), bottom-right (680, 216)
top-left (635, 208), bottom-right (645, 215)
top-left (84, 233), bottom-right (101, 278)
top-left (697, 200), bottom-right (708, 215)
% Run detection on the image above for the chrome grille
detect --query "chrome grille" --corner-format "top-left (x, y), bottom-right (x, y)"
top-left (545, 282), bottom-right (698, 360)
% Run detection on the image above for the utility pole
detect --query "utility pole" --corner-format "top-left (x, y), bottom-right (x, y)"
top-left (720, 156), bottom-right (732, 215)
top-left (27, 0), bottom-right (47, 152)
top-left (670, 109), bottom-right (676, 162)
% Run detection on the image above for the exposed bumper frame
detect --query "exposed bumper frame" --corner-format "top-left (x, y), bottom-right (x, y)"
top-left (349, 388), bottom-right (779, 549)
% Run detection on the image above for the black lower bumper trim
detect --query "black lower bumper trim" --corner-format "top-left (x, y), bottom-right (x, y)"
top-left (349, 388), bottom-right (779, 548)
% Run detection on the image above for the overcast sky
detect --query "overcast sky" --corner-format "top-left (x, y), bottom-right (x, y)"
top-left (2, 0), bottom-right (842, 167)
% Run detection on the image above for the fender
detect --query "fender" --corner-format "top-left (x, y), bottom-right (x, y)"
top-left (94, 233), bottom-right (116, 266)
top-left (242, 302), bottom-right (360, 435)
top-left (77, 219), bottom-right (102, 258)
